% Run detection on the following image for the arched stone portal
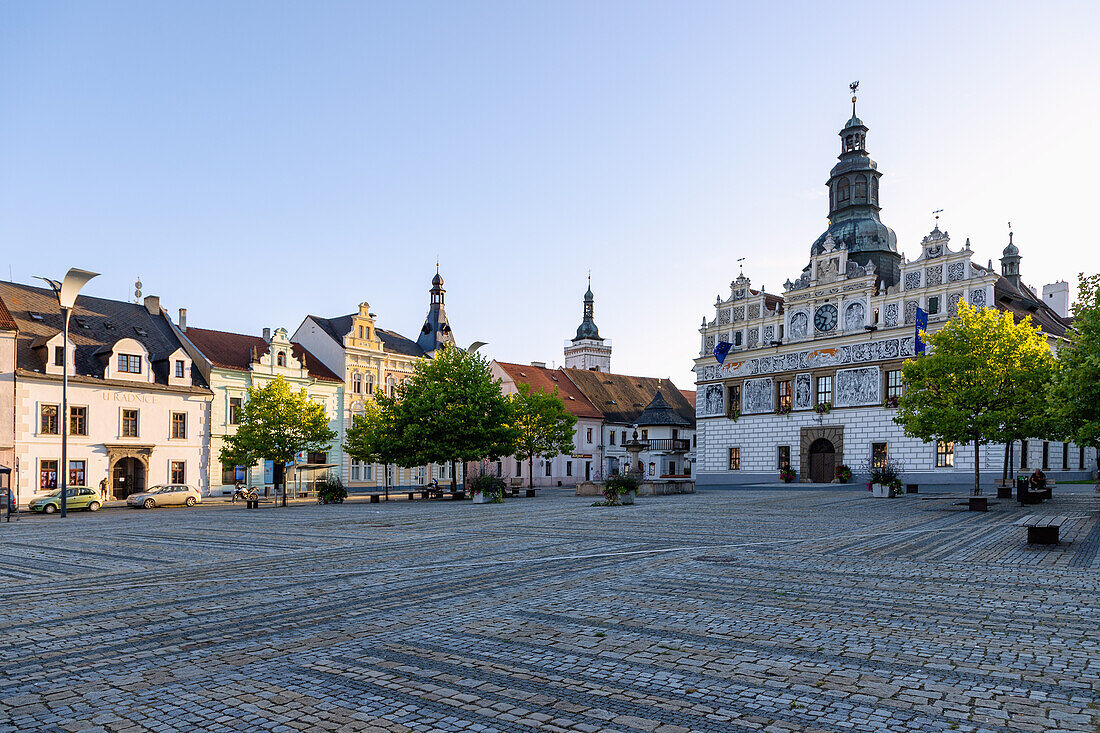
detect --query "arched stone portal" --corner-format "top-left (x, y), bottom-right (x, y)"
top-left (104, 444), bottom-right (154, 499)
top-left (799, 426), bottom-right (844, 483)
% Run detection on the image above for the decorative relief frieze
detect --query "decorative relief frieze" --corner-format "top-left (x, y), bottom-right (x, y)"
top-left (789, 312), bottom-right (809, 339)
top-left (698, 337), bottom-right (911, 382)
top-left (904, 300), bottom-right (918, 325)
top-left (748, 328), bottom-right (759, 348)
top-left (949, 292), bottom-right (963, 316)
top-left (927, 265), bottom-right (943, 286)
top-left (845, 302), bottom-right (866, 331)
top-left (833, 366), bottom-right (882, 408)
top-left (970, 288), bottom-right (987, 308)
top-left (718, 309), bottom-right (730, 325)
top-left (742, 377), bottom-right (774, 414)
top-left (905, 272), bottom-right (921, 290)
top-left (700, 383), bottom-right (724, 417)
top-left (948, 262), bottom-right (965, 282)
top-left (748, 304), bottom-right (761, 319)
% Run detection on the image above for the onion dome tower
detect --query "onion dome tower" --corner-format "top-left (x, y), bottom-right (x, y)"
top-left (564, 276), bottom-right (611, 372)
top-left (1000, 230), bottom-right (1022, 288)
top-left (416, 266), bottom-right (455, 356)
top-left (809, 83), bottom-right (901, 286)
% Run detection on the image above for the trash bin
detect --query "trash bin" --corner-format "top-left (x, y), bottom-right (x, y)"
top-left (1016, 476), bottom-right (1031, 504)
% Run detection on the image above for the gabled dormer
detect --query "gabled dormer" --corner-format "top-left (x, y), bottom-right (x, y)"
top-left (257, 328), bottom-right (307, 377)
top-left (37, 332), bottom-right (76, 377)
top-left (166, 347), bottom-right (193, 387)
top-left (103, 337), bottom-right (153, 383)
top-left (345, 303), bottom-right (383, 351)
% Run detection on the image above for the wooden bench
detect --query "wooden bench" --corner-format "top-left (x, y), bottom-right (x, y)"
top-left (525, 488), bottom-right (536, 498)
top-left (1015, 514), bottom-right (1072, 545)
top-left (968, 496), bottom-right (988, 512)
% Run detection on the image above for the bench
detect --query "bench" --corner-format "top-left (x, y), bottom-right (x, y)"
top-left (1015, 514), bottom-right (1073, 545)
top-left (525, 488), bottom-right (536, 498)
top-left (968, 496), bottom-right (988, 512)
top-left (1016, 478), bottom-right (1052, 505)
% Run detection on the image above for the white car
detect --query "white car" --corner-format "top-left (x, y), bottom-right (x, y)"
top-left (126, 484), bottom-right (202, 509)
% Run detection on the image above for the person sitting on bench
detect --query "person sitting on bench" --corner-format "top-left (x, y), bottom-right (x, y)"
top-left (1029, 468), bottom-right (1047, 490)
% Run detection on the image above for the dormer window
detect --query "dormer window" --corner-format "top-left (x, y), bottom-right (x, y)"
top-left (54, 346), bottom-right (65, 367)
top-left (74, 317), bottom-right (90, 329)
top-left (104, 321), bottom-right (115, 331)
top-left (29, 311), bottom-right (45, 321)
top-left (855, 174), bottom-right (867, 202)
top-left (277, 351), bottom-right (286, 367)
top-left (837, 178), bottom-right (850, 204)
top-left (175, 360), bottom-right (185, 378)
top-left (118, 354), bottom-right (142, 374)
top-left (133, 327), bottom-right (147, 337)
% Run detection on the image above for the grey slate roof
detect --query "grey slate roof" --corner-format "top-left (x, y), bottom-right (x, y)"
top-left (0, 281), bottom-right (208, 388)
top-left (634, 390), bottom-right (693, 428)
top-left (308, 314), bottom-right (426, 358)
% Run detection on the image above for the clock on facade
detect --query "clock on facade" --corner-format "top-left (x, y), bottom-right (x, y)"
top-left (814, 304), bottom-right (838, 332)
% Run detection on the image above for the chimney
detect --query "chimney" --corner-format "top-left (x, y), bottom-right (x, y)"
top-left (262, 327), bottom-right (271, 342)
top-left (531, 361), bottom-right (546, 368)
top-left (1042, 281), bottom-right (1070, 319)
top-left (178, 308), bottom-right (187, 332)
top-left (143, 295), bottom-right (160, 316)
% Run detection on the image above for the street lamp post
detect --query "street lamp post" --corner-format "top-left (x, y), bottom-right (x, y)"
top-left (36, 269), bottom-right (99, 518)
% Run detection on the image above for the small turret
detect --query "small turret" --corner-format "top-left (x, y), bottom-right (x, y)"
top-left (1000, 231), bottom-right (1022, 288)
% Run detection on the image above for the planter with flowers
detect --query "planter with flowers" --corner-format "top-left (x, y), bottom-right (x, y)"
top-left (815, 401), bottom-right (832, 415)
top-left (834, 465), bottom-right (852, 484)
top-left (727, 408), bottom-right (741, 422)
top-left (883, 395), bottom-right (900, 409)
top-left (470, 471), bottom-right (505, 504)
top-left (867, 458), bottom-right (904, 498)
top-left (775, 404), bottom-right (792, 418)
top-left (779, 467), bottom-right (796, 483)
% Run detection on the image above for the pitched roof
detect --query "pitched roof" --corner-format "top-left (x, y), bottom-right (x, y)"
top-left (0, 295), bottom-right (16, 331)
top-left (184, 326), bottom-right (342, 382)
top-left (679, 389), bottom-right (695, 406)
top-left (0, 281), bottom-right (208, 388)
top-left (993, 277), bottom-right (1069, 338)
top-left (562, 369), bottom-right (695, 427)
top-left (308, 314), bottom-right (426, 358)
top-left (635, 390), bottom-right (693, 427)
top-left (494, 361), bottom-right (603, 419)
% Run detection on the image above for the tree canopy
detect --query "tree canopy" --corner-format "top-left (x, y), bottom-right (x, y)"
top-left (894, 302), bottom-right (1055, 495)
top-left (509, 382), bottom-right (578, 488)
top-left (219, 376), bottom-right (336, 501)
top-left (1048, 273), bottom-right (1100, 451)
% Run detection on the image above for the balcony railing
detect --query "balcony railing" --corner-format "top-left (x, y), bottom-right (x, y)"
top-left (643, 438), bottom-right (691, 452)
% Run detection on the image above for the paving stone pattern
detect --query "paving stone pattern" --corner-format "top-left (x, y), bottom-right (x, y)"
top-left (1, 487), bottom-right (1098, 732)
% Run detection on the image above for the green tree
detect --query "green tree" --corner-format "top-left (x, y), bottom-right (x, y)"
top-left (343, 395), bottom-right (402, 499)
top-left (895, 302), bottom-right (1055, 495)
top-left (387, 345), bottom-right (515, 490)
top-left (1048, 274), bottom-right (1100, 455)
top-left (219, 376), bottom-right (337, 506)
top-left (509, 382), bottom-right (578, 489)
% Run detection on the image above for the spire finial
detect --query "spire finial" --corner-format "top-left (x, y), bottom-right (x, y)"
top-left (1008, 221), bottom-right (1013, 244)
top-left (736, 257), bottom-right (745, 276)
top-left (849, 80), bottom-right (859, 116)
top-left (933, 209), bottom-right (943, 229)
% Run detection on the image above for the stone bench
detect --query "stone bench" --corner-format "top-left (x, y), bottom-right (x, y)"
top-left (1015, 514), bottom-right (1073, 545)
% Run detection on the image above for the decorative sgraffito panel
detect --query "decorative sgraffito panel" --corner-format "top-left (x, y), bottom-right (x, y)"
top-left (845, 301), bottom-right (865, 331)
top-left (904, 300), bottom-right (918, 325)
top-left (748, 303), bottom-right (761, 319)
top-left (949, 292), bottom-right (963, 316)
top-left (704, 335), bottom-right (715, 353)
top-left (794, 374), bottom-right (812, 410)
top-left (718, 309), bottom-right (730, 325)
top-left (884, 303), bottom-right (899, 327)
top-left (742, 377), bottom-right (774, 414)
top-left (833, 366), bottom-right (882, 408)
top-left (970, 288), bottom-right (986, 308)
top-left (698, 337), bottom-right (912, 383)
top-left (927, 265), bottom-right (943, 286)
top-left (748, 328), bottom-right (759, 348)
top-left (789, 312), bottom-right (809, 339)
top-left (700, 383), bottom-right (724, 417)
top-left (948, 262), bottom-right (965, 282)
top-left (905, 272), bottom-right (921, 290)
top-left (732, 305), bottom-right (745, 321)
top-left (763, 325), bottom-right (774, 343)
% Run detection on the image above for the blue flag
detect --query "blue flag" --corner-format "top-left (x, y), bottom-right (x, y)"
top-left (915, 308), bottom-right (928, 355)
top-left (714, 341), bottom-right (732, 365)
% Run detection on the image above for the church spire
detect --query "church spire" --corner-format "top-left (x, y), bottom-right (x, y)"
top-left (417, 266), bottom-right (454, 355)
top-left (564, 276), bottom-right (611, 372)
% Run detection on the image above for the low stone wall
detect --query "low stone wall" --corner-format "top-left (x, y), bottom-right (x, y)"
top-left (638, 480), bottom-right (695, 496)
top-left (575, 481), bottom-right (602, 497)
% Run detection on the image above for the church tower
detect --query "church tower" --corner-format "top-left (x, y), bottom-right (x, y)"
top-left (416, 267), bottom-right (455, 356)
top-left (564, 278), bottom-right (611, 372)
top-left (1000, 231), bottom-right (1022, 288)
top-left (810, 83), bottom-right (901, 287)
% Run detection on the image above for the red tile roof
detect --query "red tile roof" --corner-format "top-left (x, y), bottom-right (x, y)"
top-left (679, 389), bottom-right (695, 407)
top-left (185, 326), bottom-right (342, 382)
top-left (494, 361), bottom-right (603, 419)
top-left (0, 294), bottom-right (16, 331)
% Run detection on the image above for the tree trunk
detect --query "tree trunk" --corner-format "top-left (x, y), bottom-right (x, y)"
top-left (528, 456), bottom-right (534, 490)
top-left (274, 462), bottom-right (287, 507)
top-left (450, 460), bottom-right (457, 492)
top-left (973, 438), bottom-right (981, 496)
top-left (1002, 442), bottom-right (1010, 486)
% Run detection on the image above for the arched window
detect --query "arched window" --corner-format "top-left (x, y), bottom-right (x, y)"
top-left (277, 351), bottom-right (286, 367)
top-left (837, 178), bottom-right (850, 204)
top-left (352, 373), bottom-right (362, 394)
top-left (870, 177), bottom-right (879, 205)
top-left (387, 377), bottom-right (396, 397)
top-left (366, 374), bottom-right (374, 394)
top-left (854, 174), bottom-right (867, 202)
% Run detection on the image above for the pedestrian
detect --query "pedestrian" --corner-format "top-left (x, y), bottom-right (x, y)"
top-left (1028, 467), bottom-right (1046, 490)
top-left (99, 476), bottom-right (110, 502)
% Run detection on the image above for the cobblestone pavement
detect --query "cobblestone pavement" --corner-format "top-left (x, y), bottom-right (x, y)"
top-left (2, 486), bottom-right (1098, 732)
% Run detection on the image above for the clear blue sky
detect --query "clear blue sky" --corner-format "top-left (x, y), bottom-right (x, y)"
top-left (3, 2), bottom-right (1098, 388)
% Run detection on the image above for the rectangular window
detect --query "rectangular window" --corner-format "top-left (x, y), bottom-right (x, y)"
top-left (1062, 442), bottom-right (1069, 469)
top-left (515, 461), bottom-right (522, 475)
top-left (170, 461), bottom-right (185, 484)
top-left (936, 440), bottom-right (955, 468)
top-left (171, 412), bottom-right (187, 439)
top-left (778, 446), bottom-right (790, 471)
top-left (308, 451), bottom-right (327, 464)
top-left (122, 409), bottom-right (139, 437)
top-left (544, 461), bottom-right (551, 477)
top-left (117, 354), bottom-right (142, 373)
top-left (641, 429), bottom-right (648, 441)
top-left (621, 430), bottom-right (627, 445)
top-left (648, 462), bottom-right (656, 476)
top-left (175, 360), bottom-right (185, 378)
top-left (728, 447), bottom-right (741, 471)
top-left (1080, 445), bottom-right (1086, 469)
top-left (40, 404), bottom-right (59, 435)
top-left (365, 464), bottom-right (373, 481)
top-left (927, 296), bottom-right (940, 315)
top-left (229, 397), bottom-right (242, 425)
top-left (609, 431), bottom-right (616, 446)
top-left (727, 384), bottom-right (741, 416)
top-left (872, 442), bottom-right (888, 469)
top-left (1042, 441), bottom-right (1049, 470)
top-left (586, 428), bottom-right (593, 444)
top-left (69, 460), bottom-right (86, 486)
top-left (566, 461), bottom-right (573, 477)
top-left (734, 331), bottom-right (742, 346)
top-left (40, 459), bottom-right (59, 490)
top-left (1020, 439), bottom-right (1028, 468)
top-left (351, 463), bottom-right (360, 481)
top-left (70, 406), bottom-right (87, 436)
top-left (777, 380), bottom-right (792, 410)
top-left (222, 462), bottom-right (238, 485)
top-left (816, 376), bottom-right (832, 406)
top-left (495, 461), bottom-right (502, 477)
top-left (885, 369), bottom-right (903, 400)
top-left (54, 346), bottom-right (65, 366)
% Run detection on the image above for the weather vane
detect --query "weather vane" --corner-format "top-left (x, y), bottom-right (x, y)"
top-left (736, 257), bottom-right (745, 276)
top-left (849, 80), bottom-right (859, 115)
top-left (933, 209), bottom-right (943, 227)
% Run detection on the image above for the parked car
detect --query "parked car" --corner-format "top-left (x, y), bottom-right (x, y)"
top-left (126, 485), bottom-right (202, 509)
top-left (29, 487), bottom-right (102, 514)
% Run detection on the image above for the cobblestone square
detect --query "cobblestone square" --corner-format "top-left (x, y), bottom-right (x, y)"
top-left (2, 487), bottom-right (1098, 732)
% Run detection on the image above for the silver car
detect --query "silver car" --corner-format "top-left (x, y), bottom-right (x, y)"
top-left (126, 484), bottom-right (202, 509)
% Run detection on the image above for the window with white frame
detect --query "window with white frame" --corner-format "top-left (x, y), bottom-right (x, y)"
top-left (170, 461), bottom-right (185, 484)
top-left (117, 354), bottom-right (142, 374)
top-left (40, 404), bottom-right (59, 435)
top-left (936, 440), bottom-right (954, 467)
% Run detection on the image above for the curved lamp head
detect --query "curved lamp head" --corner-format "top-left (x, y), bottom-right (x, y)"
top-left (36, 268), bottom-right (99, 309)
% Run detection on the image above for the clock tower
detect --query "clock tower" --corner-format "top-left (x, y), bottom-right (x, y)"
top-left (564, 278), bottom-right (612, 372)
